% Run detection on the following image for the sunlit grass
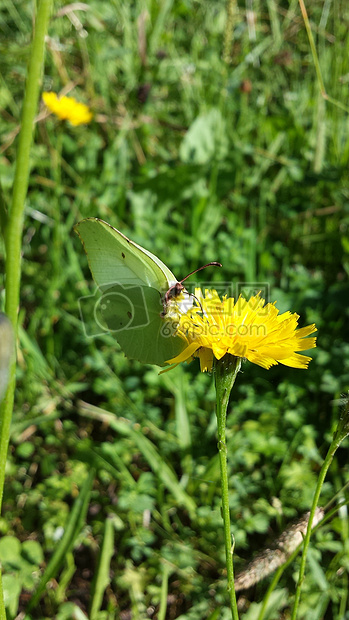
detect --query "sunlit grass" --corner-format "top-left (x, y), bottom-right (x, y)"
top-left (0, 0), bottom-right (348, 617)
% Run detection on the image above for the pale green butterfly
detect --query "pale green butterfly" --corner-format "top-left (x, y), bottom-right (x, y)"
top-left (75, 219), bottom-right (221, 366)
top-left (75, 218), bottom-right (190, 366)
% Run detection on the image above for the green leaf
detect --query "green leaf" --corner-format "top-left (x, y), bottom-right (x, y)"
top-left (0, 536), bottom-right (21, 567)
top-left (21, 540), bottom-right (44, 566)
top-left (2, 574), bottom-right (21, 618)
top-left (180, 108), bottom-right (228, 165)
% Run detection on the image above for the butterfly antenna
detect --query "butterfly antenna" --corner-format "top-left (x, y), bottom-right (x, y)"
top-left (189, 292), bottom-right (204, 313)
top-left (179, 262), bottom-right (222, 284)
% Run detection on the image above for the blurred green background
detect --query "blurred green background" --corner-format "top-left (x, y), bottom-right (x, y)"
top-left (0, 0), bottom-right (349, 618)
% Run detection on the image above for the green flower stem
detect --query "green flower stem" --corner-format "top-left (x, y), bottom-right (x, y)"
top-left (0, 181), bottom-right (8, 239)
top-left (291, 403), bottom-right (349, 620)
top-left (0, 0), bottom-right (52, 528)
top-left (215, 354), bottom-right (241, 620)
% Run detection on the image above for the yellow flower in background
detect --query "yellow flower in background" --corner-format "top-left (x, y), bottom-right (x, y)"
top-left (42, 92), bottom-right (92, 126)
top-left (167, 289), bottom-right (317, 372)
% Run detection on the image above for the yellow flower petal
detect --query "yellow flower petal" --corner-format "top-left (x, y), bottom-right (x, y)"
top-left (166, 341), bottom-right (201, 366)
top-left (166, 289), bottom-right (317, 372)
top-left (198, 348), bottom-right (214, 372)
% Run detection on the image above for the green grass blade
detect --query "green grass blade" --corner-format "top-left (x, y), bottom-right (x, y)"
top-left (298, 0), bottom-right (349, 113)
top-left (149, 0), bottom-right (174, 55)
top-left (54, 552), bottom-right (76, 605)
top-left (157, 563), bottom-right (170, 620)
top-left (266, 0), bottom-right (282, 48)
top-left (90, 516), bottom-right (115, 619)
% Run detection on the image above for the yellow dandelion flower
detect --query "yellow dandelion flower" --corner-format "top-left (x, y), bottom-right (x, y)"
top-left (167, 289), bottom-right (317, 372)
top-left (42, 92), bottom-right (92, 126)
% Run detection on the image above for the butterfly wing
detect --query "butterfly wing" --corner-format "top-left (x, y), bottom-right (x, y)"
top-left (75, 218), bottom-right (186, 366)
top-left (75, 218), bottom-right (177, 290)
